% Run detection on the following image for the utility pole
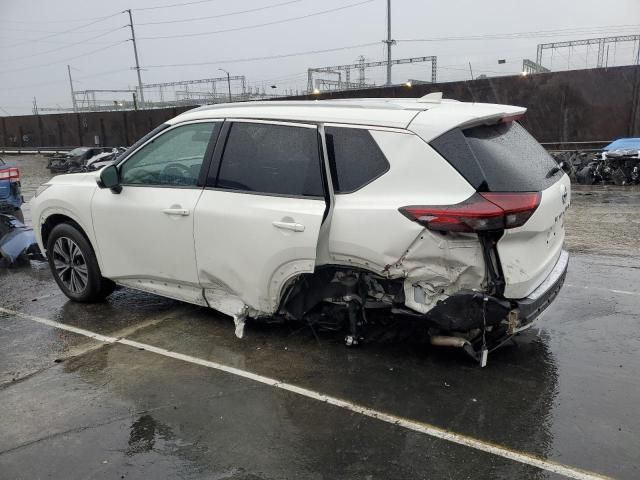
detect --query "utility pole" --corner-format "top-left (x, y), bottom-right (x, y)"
top-left (67, 65), bottom-right (77, 113)
top-left (32, 97), bottom-right (39, 115)
top-left (384, 0), bottom-right (395, 85)
top-left (125, 9), bottom-right (145, 108)
top-left (219, 68), bottom-right (232, 102)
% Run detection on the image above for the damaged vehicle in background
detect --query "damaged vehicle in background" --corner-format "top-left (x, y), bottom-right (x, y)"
top-left (30, 96), bottom-right (570, 365)
top-left (47, 147), bottom-right (125, 174)
top-left (550, 137), bottom-right (640, 185)
top-left (0, 157), bottom-right (24, 222)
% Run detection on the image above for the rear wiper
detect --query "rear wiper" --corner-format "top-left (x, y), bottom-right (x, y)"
top-left (546, 163), bottom-right (562, 178)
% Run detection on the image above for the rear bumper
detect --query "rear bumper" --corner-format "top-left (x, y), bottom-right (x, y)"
top-left (514, 249), bottom-right (569, 325)
top-left (0, 197), bottom-right (23, 212)
top-left (415, 249), bottom-right (569, 333)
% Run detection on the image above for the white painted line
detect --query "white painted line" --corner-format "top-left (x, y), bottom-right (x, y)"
top-left (565, 284), bottom-right (640, 297)
top-left (0, 306), bottom-right (610, 480)
top-left (0, 308), bottom-right (117, 343)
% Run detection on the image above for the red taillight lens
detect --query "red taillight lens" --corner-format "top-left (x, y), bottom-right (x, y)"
top-left (480, 192), bottom-right (541, 229)
top-left (0, 167), bottom-right (20, 182)
top-left (399, 192), bottom-right (541, 233)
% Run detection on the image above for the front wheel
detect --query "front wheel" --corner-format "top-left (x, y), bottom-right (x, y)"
top-left (47, 223), bottom-right (115, 302)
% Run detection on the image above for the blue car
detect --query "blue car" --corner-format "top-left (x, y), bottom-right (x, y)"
top-left (0, 157), bottom-right (24, 222)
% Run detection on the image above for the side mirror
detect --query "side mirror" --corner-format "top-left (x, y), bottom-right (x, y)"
top-left (97, 164), bottom-right (122, 194)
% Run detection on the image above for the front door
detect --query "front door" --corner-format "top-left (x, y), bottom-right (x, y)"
top-left (91, 120), bottom-right (221, 304)
top-left (194, 120), bottom-right (327, 314)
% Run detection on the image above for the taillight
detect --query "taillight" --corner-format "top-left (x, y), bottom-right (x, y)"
top-left (0, 167), bottom-right (20, 182)
top-left (399, 192), bottom-right (541, 233)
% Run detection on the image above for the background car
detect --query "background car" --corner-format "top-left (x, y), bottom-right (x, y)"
top-left (46, 147), bottom-right (110, 174)
top-left (0, 157), bottom-right (24, 222)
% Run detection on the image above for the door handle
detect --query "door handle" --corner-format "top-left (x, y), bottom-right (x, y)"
top-left (162, 208), bottom-right (190, 216)
top-left (272, 221), bottom-right (305, 232)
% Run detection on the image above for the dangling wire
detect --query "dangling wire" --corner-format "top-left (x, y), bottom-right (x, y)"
top-left (482, 295), bottom-right (488, 351)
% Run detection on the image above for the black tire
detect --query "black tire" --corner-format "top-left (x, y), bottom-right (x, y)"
top-left (47, 223), bottom-right (115, 302)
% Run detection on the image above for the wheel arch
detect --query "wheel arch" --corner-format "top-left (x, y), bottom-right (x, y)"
top-left (40, 212), bottom-right (103, 270)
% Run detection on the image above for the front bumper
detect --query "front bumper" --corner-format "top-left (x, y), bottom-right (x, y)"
top-left (514, 249), bottom-right (569, 326)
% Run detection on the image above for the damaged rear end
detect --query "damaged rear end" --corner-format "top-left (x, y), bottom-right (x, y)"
top-left (277, 103), bottom-right (569, 364)
top-left (405, 106), bottom-right (570, 361)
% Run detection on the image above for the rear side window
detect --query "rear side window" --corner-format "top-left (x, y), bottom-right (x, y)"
top-left (431, 122), bottom-right (559, 192)
top-left (216, 122), bottom-right (323, 197)
top-left (325, 127), bottom-right (389, 193)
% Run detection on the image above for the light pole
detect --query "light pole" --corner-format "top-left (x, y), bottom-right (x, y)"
top-left (384, 0), bottom-right (395, 86)
top-left (219, 68), bottom-right (232, 103)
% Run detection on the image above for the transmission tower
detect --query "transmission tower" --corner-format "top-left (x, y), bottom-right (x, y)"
top-left (307, 56), bottom-right (437, 93)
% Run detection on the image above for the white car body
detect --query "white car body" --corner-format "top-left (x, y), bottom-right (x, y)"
top-left (31, 96), bottom-right (570, 351)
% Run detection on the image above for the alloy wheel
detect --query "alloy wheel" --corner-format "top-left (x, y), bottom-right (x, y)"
top-left (52, 237), bottom-right (88, 294)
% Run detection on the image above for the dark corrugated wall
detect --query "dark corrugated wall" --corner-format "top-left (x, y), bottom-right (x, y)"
top-left (1, 65), bottom-right (639, 148)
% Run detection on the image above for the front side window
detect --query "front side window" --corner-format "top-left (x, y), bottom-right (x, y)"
top-left (325, 127), bottom-right (389, 193)
top-left (215, 122), bottom-right (323, 197)
top-left (120, 122), bottom-right (219, 186)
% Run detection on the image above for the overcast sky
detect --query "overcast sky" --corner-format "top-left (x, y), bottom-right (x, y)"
top-left (1, 0), bottom-right (639, 115)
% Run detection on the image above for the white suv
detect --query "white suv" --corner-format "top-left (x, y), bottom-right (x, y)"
top-left (31, 95), bottom-right (570, 362)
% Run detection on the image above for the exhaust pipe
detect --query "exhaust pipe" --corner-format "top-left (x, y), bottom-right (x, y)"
top-left (430, 335), bottom-right (470, 348)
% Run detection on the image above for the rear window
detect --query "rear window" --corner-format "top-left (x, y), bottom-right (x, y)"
top-left (431, 122), bottom-right (560, 192)
top-left (325, 127), bottom-right (389, 193)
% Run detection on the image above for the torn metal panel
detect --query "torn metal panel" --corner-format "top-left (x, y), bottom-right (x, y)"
top-left (202, 287), bottom-right (258, 339)
top-left (384, 228), bottom-right (486, 314)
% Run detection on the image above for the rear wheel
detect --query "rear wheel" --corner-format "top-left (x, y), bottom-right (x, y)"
top-left (47, 223), bottom-right (115, 302)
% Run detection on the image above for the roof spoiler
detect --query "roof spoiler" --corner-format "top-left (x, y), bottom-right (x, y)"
top-left (417, 92), bottom-right (443, 104)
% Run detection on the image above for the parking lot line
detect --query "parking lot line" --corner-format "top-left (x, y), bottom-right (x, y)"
top-left (565, 284), bottom-right (640, 297)
top-left (0, 306), bottom-right (610, 480)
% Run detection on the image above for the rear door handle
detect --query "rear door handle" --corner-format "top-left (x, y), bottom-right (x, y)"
top-left (162, 208), bottom-right (190, 216)
top-left (272, 221), bottom-right (305, 232)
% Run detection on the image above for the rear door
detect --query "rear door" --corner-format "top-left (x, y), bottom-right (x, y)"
top-left (193, 120), bottom-right (326, 314)
top-left (431, 121), bottom-right (570, 299)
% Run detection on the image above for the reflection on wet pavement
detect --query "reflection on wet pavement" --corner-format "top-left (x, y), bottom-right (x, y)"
top-left (1, 155), bottom-right (639, 479)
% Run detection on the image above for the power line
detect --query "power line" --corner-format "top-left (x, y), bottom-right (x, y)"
top-left (0, 67), bottom-right (134, 92)
top-left (145, 41), bottom-right (381, 68)
top-left (397, 24), bottom-right (640, 43)
top-left (137, 0), bottom-right (305, 26)
top-left (2, 12), bottom-right (123, 49)
top-left (0, 27), bottom-right (127, 63)
top-left (0, 36), bottom-right (121, 46)
top-left (0, 41), bottom-right (129, 76)
top-left (0, 12), bottom-right (122, 24)
top-left (77, 68), bottom-right (133, 80)
top-left (139, 0), bottom-right (375, 40)
top-left (133, 0), bottom-right (223, 11)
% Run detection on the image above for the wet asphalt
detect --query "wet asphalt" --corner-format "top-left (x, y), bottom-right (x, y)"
top-left (1, 156), bottom-right (639, 479)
